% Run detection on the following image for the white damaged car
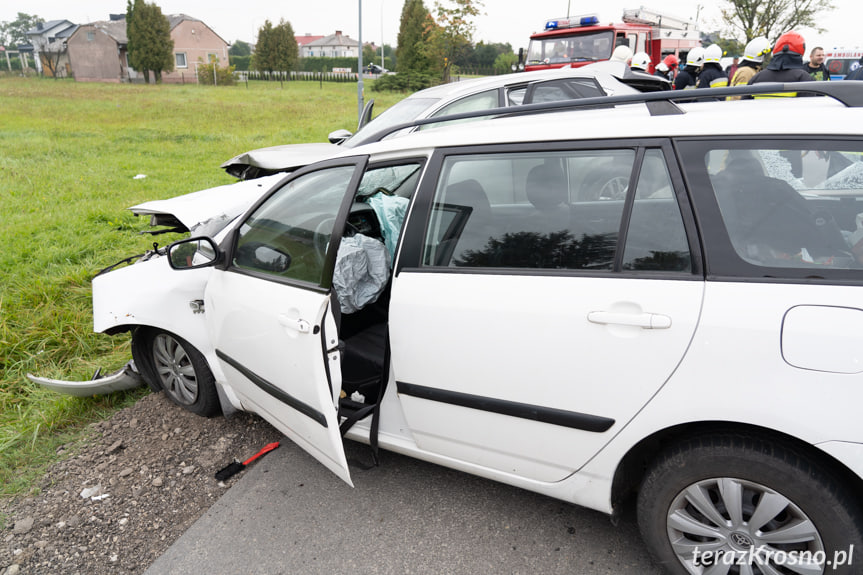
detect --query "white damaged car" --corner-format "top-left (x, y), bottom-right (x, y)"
top-left (32, 66), bottom-right (667, 402)
top-left (36, 81), bottom-right (863, 574)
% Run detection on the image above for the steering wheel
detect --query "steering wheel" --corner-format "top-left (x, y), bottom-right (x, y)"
top-left (598, 176), bottom-right (629, 200)
top-left (313, 217), bottom-right (336, 266)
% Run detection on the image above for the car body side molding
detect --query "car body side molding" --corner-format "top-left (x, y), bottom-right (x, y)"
top-left (215, 350), bottom-right (328, 428)
top-left (396, 381), bottom-right (615, 432)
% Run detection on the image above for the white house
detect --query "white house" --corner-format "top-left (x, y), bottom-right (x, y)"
top-left (300, 30), bottom-right (358, 58)
top-left (24, 19), bottom-right (77, 75)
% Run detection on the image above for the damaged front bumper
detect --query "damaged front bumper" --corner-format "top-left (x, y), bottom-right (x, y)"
top-left (27, 360), bottom-right (144, 397)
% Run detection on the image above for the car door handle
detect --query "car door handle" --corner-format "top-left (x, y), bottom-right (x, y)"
top-left (278, 314), bottom-right (311, 334)
top-left (587, 310), bottom-right (672, 329)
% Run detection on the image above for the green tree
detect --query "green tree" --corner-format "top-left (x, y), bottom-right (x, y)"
top-left (492, 51), bottom-right (518, 75)
top-left (430, 0), bottom-right (484, 81)
top-left (253, 19), bottom-right (298, 73)
top-left (0, 12), bottom-right (43, 47)
top-left (396, 0), bottom-right (433, 74)
top-left (126, 0), bottom-right (174, 84)
top-left (363, 43), bottom-right (377, 67)
top-left (383, 43), bottom-right (396, 70)
top-left (468, 41), bottom-right (513, 70)
top-left (229, 40), bottom-right (251, 57)
top-left (229, 40), bottom-right (252, 70)
top-left (720, 0), bottom-right (834, 43)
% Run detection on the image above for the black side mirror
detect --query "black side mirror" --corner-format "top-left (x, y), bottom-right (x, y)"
top-left (167, 237), bottom-right (220, 270)
top-left (234, 241), bottom-right (292, 273)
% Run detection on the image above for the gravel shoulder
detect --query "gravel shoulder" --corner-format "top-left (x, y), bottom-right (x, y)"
top-left (0, 391), bottom-right (280, 575)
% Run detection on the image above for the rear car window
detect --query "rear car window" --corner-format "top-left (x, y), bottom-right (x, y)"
top-left (680, 140), bottom-right (863, 272)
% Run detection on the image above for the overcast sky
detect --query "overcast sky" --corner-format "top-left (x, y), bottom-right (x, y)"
top-left (3, 0), bottom-right (860, 55)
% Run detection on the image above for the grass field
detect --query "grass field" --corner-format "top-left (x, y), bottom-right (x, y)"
top-left (0, 77), bottom-right (404, 497)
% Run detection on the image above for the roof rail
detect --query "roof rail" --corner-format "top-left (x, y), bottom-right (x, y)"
top-left (358, 81), bottom-right (862, 145)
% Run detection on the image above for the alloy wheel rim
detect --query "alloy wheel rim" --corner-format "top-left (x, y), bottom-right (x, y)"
top-left (152, 334), bottom-right (198, 405)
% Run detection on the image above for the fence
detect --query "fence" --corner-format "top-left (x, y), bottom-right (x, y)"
top-left (234, 67), bottom-right (505, 84)
top-left (236, 70), bottom-right (359, 83)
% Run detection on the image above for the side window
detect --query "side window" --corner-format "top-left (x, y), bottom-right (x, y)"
top-left (422, 150), bottom-right (637, 269)
top-left (636, 33), bottom-right (647, 54)
top-left (422, 90), bottom-right (500, 130)
top-left (507, 86), bottom-right (527, 106)
top-left (690, 142), bottom-right (863, 270)
top-left (524, 78), bottom-right (605, 104)
top-left (422, 149), bottom-right (693, 273)
top-left (623, 149), bottom-right (691, 271)
top-left (234, 166), bottom-right (356, 285)
top-left (175, 53), bottom-right (187, 68)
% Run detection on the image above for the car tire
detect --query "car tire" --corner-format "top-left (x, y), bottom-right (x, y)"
top-left (637, 434), bottom-right (863, 575)
top-left (131, 327), bottom-right (221, 417)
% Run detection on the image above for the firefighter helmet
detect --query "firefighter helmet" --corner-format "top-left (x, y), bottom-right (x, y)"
top-left (704, 44), bottom-right (723, 64)
top-left (773, 31), bottom-right (805, 56)
top-left (611, 45), bottom-right (634, 62)
top-left (630, 52), bottom-right (651, 71)
top-left (742, 37), bottom-right (771, 63)
top-left (686, 47), bottom-right (705, 67)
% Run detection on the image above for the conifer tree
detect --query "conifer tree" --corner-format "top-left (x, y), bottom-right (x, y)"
top-left (253, 19), bottom-right (298, 73)
top-left (396, 0), bottom-right (433, 74)
top-left (126, 0), bottom-right (174, 84)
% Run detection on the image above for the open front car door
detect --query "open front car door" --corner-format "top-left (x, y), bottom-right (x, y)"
top-left (205, 158), bottom-right (368, 486)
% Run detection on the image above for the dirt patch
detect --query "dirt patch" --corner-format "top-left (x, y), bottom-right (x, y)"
top-left (0, 391), bottom-right (280, 575)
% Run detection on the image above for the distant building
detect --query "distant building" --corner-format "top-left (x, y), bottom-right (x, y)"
top-left (66, 14), bottom-right (229, 83)
top-left (301, 30), bottom-right (359, 58)
top-left (296, 33), bottom-right (324, 57)
top-left (66, 16), bottom-right (129, 82)
top-left (24, 19), bottom-right (77, 76)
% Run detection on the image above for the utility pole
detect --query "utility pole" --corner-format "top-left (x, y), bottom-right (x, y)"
top-left (358, 0), bottom-right (364, 125)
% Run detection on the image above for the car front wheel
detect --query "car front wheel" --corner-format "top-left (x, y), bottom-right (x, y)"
top-left (132, 327), bottom-right (220, 417)
top-left (637, 434), bottom-right (863, 575)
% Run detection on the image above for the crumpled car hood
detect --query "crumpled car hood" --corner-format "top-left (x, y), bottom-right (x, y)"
top-left (130, 173), bottom-right (287, 232)
top-left (220, 142), bottom-right (341, 176)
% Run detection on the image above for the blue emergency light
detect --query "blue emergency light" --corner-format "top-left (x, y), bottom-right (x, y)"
top-left (544, 14), bottom-right (600, 30)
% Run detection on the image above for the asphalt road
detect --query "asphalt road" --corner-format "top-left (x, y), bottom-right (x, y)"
top-left (146, 438), bottom-right (665, 575)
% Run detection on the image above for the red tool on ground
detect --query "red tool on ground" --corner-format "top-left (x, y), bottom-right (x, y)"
top-left (214, 441), bottom-right (280, 481)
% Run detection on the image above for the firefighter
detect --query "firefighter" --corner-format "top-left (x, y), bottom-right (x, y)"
top-left (674, 47), bottom-right (704, 89)
top-left (655, 54), bottom-right (679, 81)
top-left (698, 44), bottom-right (728, 88)
top-left (731, 37), bottom-right (770, 87)
top-left (748, 31), bottom-right (813, 85)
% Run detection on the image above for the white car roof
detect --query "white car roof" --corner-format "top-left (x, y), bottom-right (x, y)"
top-left (397, 65), bottom-right (641, 101)
top-left (345, 93), bottom-right (863, 160)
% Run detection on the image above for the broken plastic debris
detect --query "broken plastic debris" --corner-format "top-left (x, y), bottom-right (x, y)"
top-left (133, 174), bottom-right (147, 179)
top-left (27, 360), bottom-right (143, 397)
top-left (80, 485), bottom-right (103, 499)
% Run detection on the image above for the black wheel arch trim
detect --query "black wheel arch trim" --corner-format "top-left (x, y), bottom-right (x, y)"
top-left (215, 349), bottom-right (328, 428)
top-left (396, 381), bottom-right (614, 432)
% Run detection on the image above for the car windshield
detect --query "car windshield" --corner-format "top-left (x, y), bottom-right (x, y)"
top-left (344, 97), bottom-right (441, 148)
top-left (527, 31), bottom-right (614, 65)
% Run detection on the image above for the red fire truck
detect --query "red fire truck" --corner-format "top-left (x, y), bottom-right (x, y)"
top-left (522, 8), bottom-right (701, 73)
